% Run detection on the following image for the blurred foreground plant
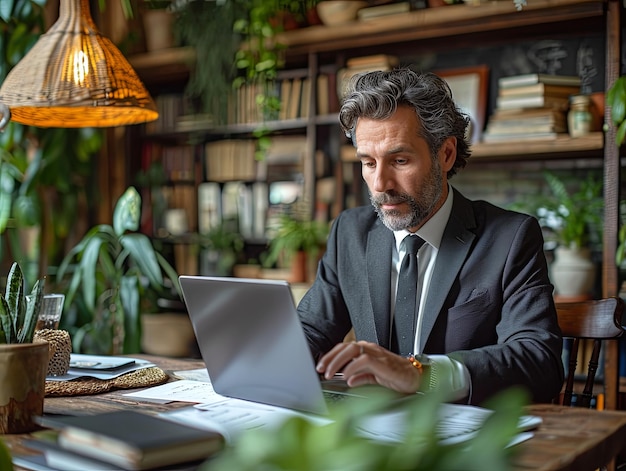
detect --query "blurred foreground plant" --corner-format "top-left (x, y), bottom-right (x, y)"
top-left (203, 387), bottom-right (529, 471)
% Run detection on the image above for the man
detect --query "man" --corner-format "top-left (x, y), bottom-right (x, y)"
top-left (297, 68), bottom-right (564, 406)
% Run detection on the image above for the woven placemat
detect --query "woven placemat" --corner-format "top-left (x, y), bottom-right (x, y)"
top-left (45, 366), bottom-right (169, 397)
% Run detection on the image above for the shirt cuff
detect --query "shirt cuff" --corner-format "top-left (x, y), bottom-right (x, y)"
top-left (424, 354), bottom-right (470, 402)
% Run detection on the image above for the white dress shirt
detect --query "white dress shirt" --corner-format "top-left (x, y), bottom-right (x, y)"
top-left (391, 186), bottom-right (470, 401)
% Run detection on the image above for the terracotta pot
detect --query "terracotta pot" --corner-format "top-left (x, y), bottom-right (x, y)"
top-left (289, 250), bottom-right (308, 283)
top-left (589, 91), bottom-right (605, 132)
top-left (0, 341), bottom-right (49, 434)
top-left (142, 9), bottom-right (175, 52)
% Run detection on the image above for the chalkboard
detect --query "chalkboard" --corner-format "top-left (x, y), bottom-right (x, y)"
top-left (403, 35), bottom-right (605, 128)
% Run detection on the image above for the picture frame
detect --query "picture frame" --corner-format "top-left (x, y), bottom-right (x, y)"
top-left (435, 65), bottom-right (490, 144)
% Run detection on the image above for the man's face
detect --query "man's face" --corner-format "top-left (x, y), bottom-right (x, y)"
top-left (355, 106), bottom-right (456, 232)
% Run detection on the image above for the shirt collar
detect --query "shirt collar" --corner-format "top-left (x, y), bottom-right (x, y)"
top-left (393, 184), bottom-right (454, 251)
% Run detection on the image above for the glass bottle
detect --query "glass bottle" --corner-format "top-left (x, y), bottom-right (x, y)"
top-left (568, 95), bottom-right (593, 138)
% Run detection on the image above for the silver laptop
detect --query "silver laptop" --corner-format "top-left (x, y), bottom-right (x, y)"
top-left (180, 275), bottom-right (352, 416)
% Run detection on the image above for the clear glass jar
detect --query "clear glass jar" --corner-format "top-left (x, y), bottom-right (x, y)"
top-left (568, 95), bottom-right (593, 138)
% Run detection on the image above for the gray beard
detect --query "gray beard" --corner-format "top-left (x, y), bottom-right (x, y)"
top-left (370, 163), bottom-right (443, 232)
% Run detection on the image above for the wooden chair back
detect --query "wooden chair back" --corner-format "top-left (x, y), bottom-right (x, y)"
top-left (555, 297), bottom-right (625, 408)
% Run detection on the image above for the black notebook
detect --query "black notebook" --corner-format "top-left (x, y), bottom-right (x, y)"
top-left (34, 410), bottom-right (225, 470)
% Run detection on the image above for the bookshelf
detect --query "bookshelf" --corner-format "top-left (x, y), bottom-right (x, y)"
top-left (123, 0), bottom-right (623, 407)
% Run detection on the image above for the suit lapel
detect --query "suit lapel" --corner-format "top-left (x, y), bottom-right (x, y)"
top-left (419, 190), bottom-right (476, 349)
top-left (367, 221), bottom-right (394, 349)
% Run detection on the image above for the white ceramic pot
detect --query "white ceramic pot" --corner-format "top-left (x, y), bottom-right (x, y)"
top-left (550, 247), bottom-right (596, 298)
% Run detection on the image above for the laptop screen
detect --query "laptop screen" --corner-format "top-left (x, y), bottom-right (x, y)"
top-left (179, 276), bottom-right (328, 415)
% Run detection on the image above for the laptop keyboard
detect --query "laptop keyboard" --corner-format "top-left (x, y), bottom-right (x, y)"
top-left (323, 391), bottom-right (352, 404)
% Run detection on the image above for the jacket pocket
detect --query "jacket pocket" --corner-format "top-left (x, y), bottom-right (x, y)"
top-left (445, 287), bottom-right (495, 350)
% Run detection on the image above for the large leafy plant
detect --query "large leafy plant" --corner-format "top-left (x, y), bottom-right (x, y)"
top-left (56, 187), bottom-right (180, 355)
top-left (513, 171), bottom-right (603, 251)
top-left (0, 262), bottom-right (44, 344)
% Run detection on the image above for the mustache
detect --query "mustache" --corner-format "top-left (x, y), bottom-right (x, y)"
top-left (371, 191), bottom-right (411, 206)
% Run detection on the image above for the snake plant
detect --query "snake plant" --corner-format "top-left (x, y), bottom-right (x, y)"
top-left (0, 262), bottom-right (45, 344)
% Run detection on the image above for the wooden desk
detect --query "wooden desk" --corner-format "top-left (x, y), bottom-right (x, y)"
top-left (3, 355), bottom-right (626, 471)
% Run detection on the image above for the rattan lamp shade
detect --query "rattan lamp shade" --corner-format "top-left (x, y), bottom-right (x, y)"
top-left (0, 0), bottom-right (158, 128)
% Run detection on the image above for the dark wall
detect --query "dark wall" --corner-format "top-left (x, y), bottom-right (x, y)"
top-left (402, 35), bottom-right (605, 120)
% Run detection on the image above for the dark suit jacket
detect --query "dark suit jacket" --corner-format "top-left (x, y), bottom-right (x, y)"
top-left (297, 187), bottom-right (564, 405)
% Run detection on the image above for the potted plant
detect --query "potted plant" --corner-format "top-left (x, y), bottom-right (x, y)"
top-left (263, 214), bottom-right (329, 283)
top-left (0, 261), bottom-right (48, 434)
top-left (141, 1), bottom-right (176, 52)
top-left (113, 0), bottom-right (319, 123)
top-left (515, 171), bottom-right (603, 299)
top-left (199, 221), bottom-right (245, 277)
top-left (56, 186), bottom-right (181, 355)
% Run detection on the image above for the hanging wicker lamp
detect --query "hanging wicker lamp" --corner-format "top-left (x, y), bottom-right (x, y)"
top-left (0, 0), bottom-right (158, 128)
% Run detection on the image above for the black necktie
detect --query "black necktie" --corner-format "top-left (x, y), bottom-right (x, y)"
top-left (393, 235), bottom-right (425, 356)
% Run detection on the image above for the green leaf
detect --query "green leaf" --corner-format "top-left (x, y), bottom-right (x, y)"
top-left (18, 278), bottom-right (45, 344)
top-left (156, 252), bottom-right (183, 299)
top-left (0, 164), bottom-right (16, 233)
top-left (617, 120), bottom-right (626, 147)
top-left (120, 275), bottom-right (141, 353)
top-left (0, 0), bottom-right (13, 23)
top-left (113, 187), bottom-right (141, 236)
top-left (5, 262), bottom-right (24, 334)
top-left (79, 236), bottom-right (106, 312)
top-left (120, 234), bottom-right (164, 288)
top-left (0, 297), bottom-right (13, 343)
top-left (12, 193), bottom-right (40, 227)
top-left (0, 437), bottom-right (13, 471)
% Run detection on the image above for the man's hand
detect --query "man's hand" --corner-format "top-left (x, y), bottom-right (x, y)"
top-left (315, 341), bottom-right (422, 394)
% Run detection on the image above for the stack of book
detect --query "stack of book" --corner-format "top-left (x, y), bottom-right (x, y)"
top-left (483, 73), bottom-right (581, 143)
top-left (337, 54), bottom-right (399, 100)
top-left (16, 410), bottom-right (225, 471)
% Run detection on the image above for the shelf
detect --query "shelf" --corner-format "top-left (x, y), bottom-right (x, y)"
top-left (471, 132), bottom-right (605, 160)
top-left (128, 47), bottom-right (195, 85)
top-left (276, 0), bottom-right (605, 56)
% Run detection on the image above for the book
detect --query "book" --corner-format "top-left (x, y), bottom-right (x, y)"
top-left (498, 73), bottom-right (581, 89)
top-left (21, 437), bottom-right (202, 471)
top-left (357, 2), bottom-right (411, 20)
top-left (482, 131), bottom-right (560, 143)
top-left (346, 54), bottom-right (399, 70)
top-left (278, 78), bottom-right (292, 121)
top-left (490, 106), bottom-right (567, 120)
top-left (495, 94), bottom-right (570, 111)
top-left (287, 77), bottom-right (303, 119)
top-left (498, 83), bottom-right (581, 98)
top-left (24, 438), bottom-right (126, 471)
top-left (485, 122), bottom-right (566, 135)
top-left (299, 77), bottom-right (312, 118)
top-left (12, 453), bottom-right (58, 471)
top-left (485, 113), bottom-right (567, 135)
top-left (34, 410), bottom-right (225, 471)
top-left (316, 73), bottom-right (330, 115)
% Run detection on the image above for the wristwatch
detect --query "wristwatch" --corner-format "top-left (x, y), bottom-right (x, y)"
top-left (407, 353), bottom-right (437, 393)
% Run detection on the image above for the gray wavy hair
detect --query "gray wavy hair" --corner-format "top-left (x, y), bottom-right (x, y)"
top-left (339, 68), bottom-right (472, 178)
